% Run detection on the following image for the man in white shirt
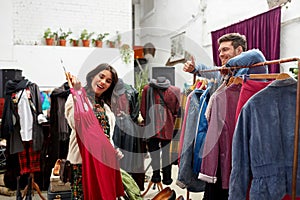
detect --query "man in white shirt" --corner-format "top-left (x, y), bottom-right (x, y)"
top-left (143, 42), bottom-right (156, 80)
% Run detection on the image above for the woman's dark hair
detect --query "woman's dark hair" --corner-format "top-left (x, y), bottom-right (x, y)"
top-left (85, 63), bottom-right (118, 106)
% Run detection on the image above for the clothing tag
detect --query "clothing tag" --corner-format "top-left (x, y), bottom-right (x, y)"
top-left (26, 88), bottom-right (31, 99)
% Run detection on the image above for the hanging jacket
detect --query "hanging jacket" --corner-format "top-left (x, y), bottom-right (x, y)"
top-left (199, 83), bottom-right (241, 189)
top-left (112, 79), bottom-right (143, 172)
top-left (50, 82), bottom-right (70, 141)
top-left (1, 79), bottom-right (44, 154)
top-left (177, 89), bottom-right (206, 192)
top-left (140, 77), bottom-right (180, 140)
top-left (229, 78), bottom-right (299, 200)
top-left (112, 79), bottom-right (140, 122)
top-left (193, 84), bottom-right (212, 174)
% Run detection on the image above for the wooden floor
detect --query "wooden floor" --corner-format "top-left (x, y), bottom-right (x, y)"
top-left (142, 157), bottom-right (204, 200)
top-left (0, 157), bottom-right (204, 200)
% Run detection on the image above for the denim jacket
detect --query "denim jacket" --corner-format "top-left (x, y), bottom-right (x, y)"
top-left (229, 78), bottom-right (299, 200)
top-left (177, 89), bottom-right (206, 192)
top-left (193, 82), bottom-right (212, 174)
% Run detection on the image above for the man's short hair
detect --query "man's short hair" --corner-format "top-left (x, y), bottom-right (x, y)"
top-left (218, 33), bottom-right (247, 51)
top-left (143, 42), bottom-right (156, 56)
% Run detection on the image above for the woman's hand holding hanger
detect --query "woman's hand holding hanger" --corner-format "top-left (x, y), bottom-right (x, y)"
top-left (65, 72), bottom-right (82, 90)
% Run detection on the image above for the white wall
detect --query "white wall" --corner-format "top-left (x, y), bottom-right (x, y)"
top-left (0, 1), bottom-right (13, 61)
top-left (2, 46), bottom-right (134, 90)
top-left (137, 0), bottom-right (300, 81)
top-left (137, 0), bottom-right (269, 63)
top-left (12, 0), bottom-right (132, 45)
top-left (1, 0), bottom-right (299, 90)
top-left (0, 0), bottom-right (133, 89)
top-left (280, 1), bottom-right (300, 71)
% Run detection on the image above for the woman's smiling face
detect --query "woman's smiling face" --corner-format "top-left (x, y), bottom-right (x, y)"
top-left (91, 69), bottom-right (112, 97)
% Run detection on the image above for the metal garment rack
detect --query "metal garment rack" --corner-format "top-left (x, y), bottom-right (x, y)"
top-left (196, 57), bottom-right (300, 200)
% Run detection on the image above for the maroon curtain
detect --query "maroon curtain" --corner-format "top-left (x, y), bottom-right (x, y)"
top-left (211, 6), bottom-right (281, 73)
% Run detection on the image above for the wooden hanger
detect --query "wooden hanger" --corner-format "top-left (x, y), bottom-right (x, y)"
top-left (276, 73), bottom-right (292, 80)
top-left (191, 79), bottom-right (201, 90)
top-left (199, 79), bottom-right (208, 90)
top-left (249, 73), bottom-right (291, 80)
top-left (227, 76), bottom-right (243, 86)
top-left (226, 76), bottom-right (234, 86)
top-left (232, 76), bottom-right (243, 85)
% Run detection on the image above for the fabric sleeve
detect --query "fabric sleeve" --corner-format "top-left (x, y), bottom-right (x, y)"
top-left (129, 86), bottom-right (140, 122)
top-left (226, 49), bottom-right (266, 67)
top-left (104, 103), bottom-right (116, 147)
top-left (140, 85), bottom-right (148, 120)
top-left (65, 93), bottom-right (82, 164)
top-left (194, 63), bottom-right (222, 81)
top-left (226, 49), bottom-right (268, 76)
top-left (65, 94), bottom-right (75, 130)
top-left (229, 106), bottom-right (251, 200)
top-left (200, 89), bottom-right (226, 182)
top-left (170, 86), bottom-right (181, 118)
top-left (30, 83), bottom-right (43, 115)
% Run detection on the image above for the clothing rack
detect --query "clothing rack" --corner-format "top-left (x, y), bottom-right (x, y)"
top-left (196, 57), bottom-right (300, 200)
top-left (293, 58), bottom-right (300, 200)
top-left (197, 57), bottom-right (299, 73)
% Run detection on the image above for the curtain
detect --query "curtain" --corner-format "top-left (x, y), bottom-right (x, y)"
top-left (211, 6), bottom-right (281, 73)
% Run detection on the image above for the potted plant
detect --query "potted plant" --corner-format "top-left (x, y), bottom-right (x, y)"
top-left (120, 44), bottom-right (133, 64)
top-left (105, 31), bottom-right (121, 48)
top-left (57, 28), bottom-right (72, 46)
top-left (69, 38), bottom-right (79, 47)
top-left (106, 40), bottom-right (116, 48)
top-left (115, 31), bottom-right (121, 48)
top-left (80, 29), bottom-right (94, 47)
top-left (92, 33), bottom-right (109, 48)
top-left (43, 28), bottom-right (56, 46)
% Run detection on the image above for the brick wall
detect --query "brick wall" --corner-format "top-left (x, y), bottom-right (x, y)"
top-left (12, 0), bottom-right (132, 45)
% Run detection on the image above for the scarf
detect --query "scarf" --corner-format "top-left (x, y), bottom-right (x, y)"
top-left (86, 88), bottom-right (110, 139)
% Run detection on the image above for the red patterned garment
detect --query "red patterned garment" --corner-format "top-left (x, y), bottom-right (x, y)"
top-left (18, 141), bottom-right (41, 174)
top-left (71, 88), bottom-right (124, 200)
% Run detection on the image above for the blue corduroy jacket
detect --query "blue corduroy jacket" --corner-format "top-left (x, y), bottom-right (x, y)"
top-left (229, 77), bottom-right (299, 200)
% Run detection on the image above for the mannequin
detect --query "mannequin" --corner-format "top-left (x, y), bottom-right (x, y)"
top-left (1, 78), bottom-right (46, 200)
top-left (140, 77), bottom-right (180, 196)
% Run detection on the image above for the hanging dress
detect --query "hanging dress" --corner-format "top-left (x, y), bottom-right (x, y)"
top-left (70, 88), bottom-right (124, 200)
